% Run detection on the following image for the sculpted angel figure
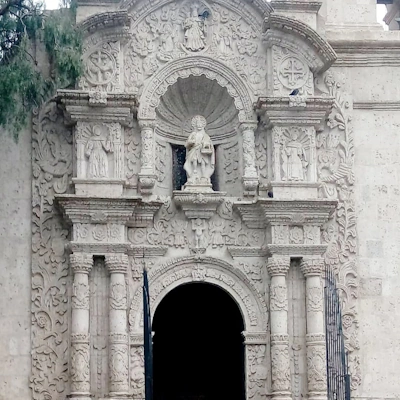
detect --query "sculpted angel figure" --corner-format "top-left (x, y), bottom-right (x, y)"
top-left (183, 6), bottom-right (206, 51)
top-left (85, 125), bottom-right (113, 178)
top-left (183, 115), bottom-right (215, 186)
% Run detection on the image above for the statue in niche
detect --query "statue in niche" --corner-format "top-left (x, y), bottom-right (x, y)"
top-left (85, 125), bottom-right (113, 178)
top-left (183, 5), bottom-right (206, 52)
top-left (183, 115), bottom-right (215, 187)
top-left (281, 131), bottom-right (308, 181)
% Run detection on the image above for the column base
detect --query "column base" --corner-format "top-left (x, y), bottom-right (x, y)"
top-left (271, 391), bottom-right (292, 400)
top-left (67, 394), bottom-right (92, 400)
top-left (308, 392), bottom-right (327, 400)
top-left (106, 393), bottom-right (131, 400)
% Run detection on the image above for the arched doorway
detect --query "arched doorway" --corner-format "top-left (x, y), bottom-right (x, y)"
top-left (153, 283), bottom-right (245, 400)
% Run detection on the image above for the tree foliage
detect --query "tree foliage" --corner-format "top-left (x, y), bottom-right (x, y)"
top-left (0, 0), bottom-right (82, 138)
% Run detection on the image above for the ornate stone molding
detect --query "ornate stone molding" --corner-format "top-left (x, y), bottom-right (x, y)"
top-left (263, 14), bottom-right (336, 72)
top-left (105, 253), bottom-right (129, 274)
top-left (266, 257), bottom-right (290, 276)
top-left (138, 56), bottom-right (255, 122)
top-left (129, 256), bottom-right (268, 332)
top-left (300, 258), bottom-right (324, 276)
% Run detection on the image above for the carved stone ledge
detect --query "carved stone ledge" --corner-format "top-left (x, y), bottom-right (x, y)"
top-left (268, 181), bottom-right (321, 201)
top-left (234, 198), bottom-right (337, 228)
top-left (56, 195), bottom-right (142, 224)
top-left (72, 178), bottom-right (126, 197)
top-left (68, 242), bottom-right (131, 255)
top-left (266, 244), bottom-right (328, 257)
top-left (130, 333), bottom-right (144, 346)
top-left (271, 0), bottom-right (322, 13)
top-left (127, 246), bottom-right (168, 258)
top-left (173, 191), bottom-right (226, 220)
top-left (306, 333), bottom-right (325, 343)
top-left (57, 90), bottom-right (137, 125)
top-left (227, 246), bottom-right (269, 258)
top-left (127, 201), bottom-right (163, 228)
top-left (256, 96), bottom-right (335, 130)
top-left (243, 331), bottom-right (269, 344)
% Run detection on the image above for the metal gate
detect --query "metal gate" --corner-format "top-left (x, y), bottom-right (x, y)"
top-left (324, 266), bottom-right (351, 400)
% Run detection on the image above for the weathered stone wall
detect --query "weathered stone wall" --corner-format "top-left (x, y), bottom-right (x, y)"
top-left (0, 129), bottom-right (32, 399)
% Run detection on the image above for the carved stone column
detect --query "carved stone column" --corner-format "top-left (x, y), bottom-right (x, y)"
top-left (267, 256), bottom-right (292, 400)
top-left (138, 119), bottom-right (157, 195)
top-left (240, 121), bottom-right (259, 195)
top-left (69, 253), bottom-right (93, 400)
top-left (300, 258), bottom-right (327, 400)
top-left (105, 254), bottom-right (130, 399)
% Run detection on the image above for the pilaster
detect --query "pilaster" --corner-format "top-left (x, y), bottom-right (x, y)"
top-left (69, 253), bottom-right (94, 400)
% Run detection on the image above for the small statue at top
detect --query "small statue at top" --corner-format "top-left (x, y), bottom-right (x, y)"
top-left (183, 5), bottom-right (206, 52)
top-left (183, 115), bottom-right (215, 189)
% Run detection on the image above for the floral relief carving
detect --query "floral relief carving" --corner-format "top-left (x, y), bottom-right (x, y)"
top-left (110, 282), bottom-right (127, 310)
top-left (273, 225), bottom-right (289, 245)
top-left (247, 345), bottom-right (268, 400)
top-left (31, 102), bottom-right (72, 400)
top-left (270, 284), bottom-right (288, 311)
top-left (130, 346), bottom-right (145, 398)
top-left (307, 345), bottom-right (326, 392)
top-left (92, 224), bottom-right (107, 241)
top-left (110, 344), bottom-right (129, 392)
top-left (307, 285), bottom-right (323, 313)
top-left (304, 225), bottom-right (319, 244)
top-left (70, 343), bottom-right (90, 393)
top-left (289, 226), bottom-right (304, 244)
top-left (317, 72), bottom-right (360, 388)
top-left (255, 130), bottom-right (268, 186)
top-left (72, 282), bottom-right (89, 309)
top-left (222, 141), bottom-right (240, 185)
top-left (155, 140), bottom-right (168, 185)
top-left (271, 344), bottom-right (290, 392)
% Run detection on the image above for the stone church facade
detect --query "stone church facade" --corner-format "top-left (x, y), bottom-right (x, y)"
top-left (1, 1), bottom-right (400, 400)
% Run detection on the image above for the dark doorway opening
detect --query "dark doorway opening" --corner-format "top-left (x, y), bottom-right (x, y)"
top-left (153, 283), bottom-right (245, 400)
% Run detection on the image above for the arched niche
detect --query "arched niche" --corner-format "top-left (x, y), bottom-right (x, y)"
top-left (138, 56), bottom-right (256, 122)
top-left (129, 256), bottom-right (269, 333)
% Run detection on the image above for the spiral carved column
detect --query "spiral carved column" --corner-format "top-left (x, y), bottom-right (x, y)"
top-left (69, 253), bottom-right (93, 400)
top-left (105, 254), bottom-right (130, 399)
top-left (301, 258), bottom-right (327, 400)
top-left (267, 256), bottom-right (292, 400)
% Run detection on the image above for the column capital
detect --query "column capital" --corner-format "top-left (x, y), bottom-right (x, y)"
top-left (267, 256), bottom-right (290, 276)
top-left (301, 258), bottom-right (324, 277)
top-left (239, 120), bottom-right (258, 132)
top-left (105, 253), bottom-right (129, 274)
top-left (70, 253), bottom-right (93, 274)
top-left (138, 118), bottom-right (157, 129)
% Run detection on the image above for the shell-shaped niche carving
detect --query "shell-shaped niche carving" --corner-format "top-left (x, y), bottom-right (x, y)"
top-left (155, 75), bottom-right (239, 144)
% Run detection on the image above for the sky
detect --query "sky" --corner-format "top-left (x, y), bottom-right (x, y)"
top-left (43, 1), bottom-right (389, 29)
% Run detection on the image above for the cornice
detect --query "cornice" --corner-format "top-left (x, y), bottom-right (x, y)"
top-left (57, 90), bottom-right (138, 124)
top-left (79, 11), bottom-right (131, 35)
top-left (255, 96), bottom-right (334, 129)
top-left (68, 242), bottom-right (131, 254)
top-left (234, 198), bottom-right (337, 228)
top-left (227, 247), bottom-right (269, 258)
top-left (266, 244), bottom-right (328, 257)
top-left (271, 0), bottom-right (322, 13)
top-left (264, 14), bottom-right (337, 71)
top-left (55, 195), bottom-right (142, 224)
top-left (127, 246), bottom-right (168, 258)
top-left (353, 101), bottom-right (400, 110)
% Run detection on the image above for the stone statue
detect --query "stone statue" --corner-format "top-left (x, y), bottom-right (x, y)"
top-left (282, 131), bottom-right (308, 181)
top-left (183, 115), bottom-right (215, 188)
top-left (183, 5), bottom-right (206, 52)
top-left (85, 125), bottom-right (113, 178)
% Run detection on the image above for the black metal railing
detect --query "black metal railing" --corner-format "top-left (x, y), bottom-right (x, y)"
top-left (324, 266), bottom-right (351, 400)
